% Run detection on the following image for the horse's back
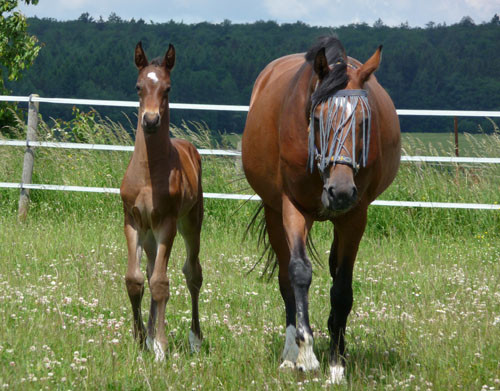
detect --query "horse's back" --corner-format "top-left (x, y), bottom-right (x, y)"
top-left (249, 54), bottom-right (305, 108)
top-left (243, 53), bottom-right (306, 209)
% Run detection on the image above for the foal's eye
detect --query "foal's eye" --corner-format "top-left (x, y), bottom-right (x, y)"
top-left (135, 84), bottom-right (141, 93)
top-left (165, 86), bottom-right (171, 95)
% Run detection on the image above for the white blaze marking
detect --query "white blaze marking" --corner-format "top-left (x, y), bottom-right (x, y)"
top-left (336, 97), bottom-right (353, 117)
top-left (345, 101), bottom-right (353, 117)
top-left (147, 72), bottom-right (159, 83)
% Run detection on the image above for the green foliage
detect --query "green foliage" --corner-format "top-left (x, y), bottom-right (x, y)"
top-left (7, 15), bottom-right (499, 133)
top-left (0, 0), bottom-right (40, 129)
top-left (0, 116), bottom-right (499, 390)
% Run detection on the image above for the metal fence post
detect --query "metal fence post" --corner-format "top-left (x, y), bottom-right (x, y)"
top-left (18, 94), bottom-right (39, 221)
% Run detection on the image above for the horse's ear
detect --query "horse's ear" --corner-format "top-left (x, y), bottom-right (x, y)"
top-left (358, 45), bottom-right (383, 84)
top-left (313, 47), bottom-right (329, 81)
top-left (135, 41), bottom-right (149, 70)
top-left (162, 44), bottom-right (175, 71)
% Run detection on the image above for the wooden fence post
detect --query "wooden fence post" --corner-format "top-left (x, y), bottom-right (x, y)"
top-left (454, 116), bottom-right (459, 157)
top-left (18, 94), bottom-right (39, 221)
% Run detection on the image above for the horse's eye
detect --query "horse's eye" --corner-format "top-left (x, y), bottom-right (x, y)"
top-left (165, 86), bottom-right (171, 94)
top-left (135, 84), bottom-right (141, 93)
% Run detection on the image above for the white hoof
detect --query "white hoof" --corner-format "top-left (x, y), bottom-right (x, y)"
top-left (328, 364), bottom-right (346, 385)
top-left (146, 337), bottom-right (165, 362)
top-left (295, 333), bottom-right (320, 372)
top-left (279, 360), bottom-right (296, 370)
top-left (281, 325), bottom-right (299, 365)
top-left (153, 339), bottom-right (165, 362)
top-left (189, 330), bottom-right (202, 353)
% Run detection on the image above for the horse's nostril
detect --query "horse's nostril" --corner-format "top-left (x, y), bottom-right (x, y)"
top-left (143, 113), bottom-right (160, 129)
top-left (351, 186), bottom-right (358, 200)
top-left (328, 186), bottom-right (335, 199)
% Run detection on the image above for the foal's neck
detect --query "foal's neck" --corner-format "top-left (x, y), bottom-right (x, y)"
top-left (133, 117), bottom-right (174, 177)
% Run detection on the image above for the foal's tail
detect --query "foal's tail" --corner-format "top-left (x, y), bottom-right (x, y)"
top-left (245, 202), bottom-right (322, 280)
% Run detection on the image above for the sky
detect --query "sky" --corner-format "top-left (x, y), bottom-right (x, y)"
top-left (17, 0), bottom-right (500, 27)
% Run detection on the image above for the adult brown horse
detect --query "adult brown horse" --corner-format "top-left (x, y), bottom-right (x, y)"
top-left (120, 42), bottom-right (204, 361)
top-left (242, 36), bottom-right (400, 383)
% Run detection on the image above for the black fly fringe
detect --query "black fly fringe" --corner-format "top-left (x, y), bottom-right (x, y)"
top-left (245, 202), bottom-right (323, 280)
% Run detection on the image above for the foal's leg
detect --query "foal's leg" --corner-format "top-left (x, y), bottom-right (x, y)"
top-left (143, 232), bottom-right (158, 351)
top-left (328, 206), bottom-right (367, 384)
top-left (263, 205), bottom-right (298, 368)
top-left (149, 218), bottom-right (177, 361)
top-left (178, 201), bottom-right (204, 353)
top-left (124, 213), bottom-right (147, 346)
top-left (282, 195), bottom-right (319, 372)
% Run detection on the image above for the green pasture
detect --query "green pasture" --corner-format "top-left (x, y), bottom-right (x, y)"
top-left (0, 116), bottom-right (499, 390)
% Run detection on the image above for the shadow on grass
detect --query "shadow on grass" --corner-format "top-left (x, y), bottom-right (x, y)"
top-left (315, 334), bottom-right (403, 383)
top-left (262, 330), bottom-right (404, 384)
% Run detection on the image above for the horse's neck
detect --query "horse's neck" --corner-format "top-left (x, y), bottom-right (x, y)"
top-left (131, 123), bottom-right (174, 181)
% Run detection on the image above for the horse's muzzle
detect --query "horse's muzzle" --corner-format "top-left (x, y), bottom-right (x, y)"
top-left (142, 112), bottom-right (161, 132)
top-left (321, 182), bottom-right (358, 212)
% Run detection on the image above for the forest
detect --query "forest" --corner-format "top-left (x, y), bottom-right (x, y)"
top-left (5, 14), bottom-right (500, 134)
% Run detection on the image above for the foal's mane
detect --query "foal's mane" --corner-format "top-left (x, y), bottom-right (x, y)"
top-left (305, 36), bottom-right (348, 107)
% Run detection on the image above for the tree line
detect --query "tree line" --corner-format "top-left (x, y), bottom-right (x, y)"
top-left (6, 14), bottom-right (500, 134)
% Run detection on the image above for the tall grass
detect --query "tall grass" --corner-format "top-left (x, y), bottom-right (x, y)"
top-left (0, 111), bottom-right (499, 390)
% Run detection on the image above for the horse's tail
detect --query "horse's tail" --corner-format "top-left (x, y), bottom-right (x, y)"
top-left (245, 202), bottom-right (322, 280)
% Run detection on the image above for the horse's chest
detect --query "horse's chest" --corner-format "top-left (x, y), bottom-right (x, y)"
top-left (121, 172), bottom-right (182, 231)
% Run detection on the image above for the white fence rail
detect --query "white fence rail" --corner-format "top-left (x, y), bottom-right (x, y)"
top-left (1, 95), bottom-right (500, 212)
top-left (4, 95), bottom-right (500, 117)
top-left (1, 139), bottom-right (500, 163)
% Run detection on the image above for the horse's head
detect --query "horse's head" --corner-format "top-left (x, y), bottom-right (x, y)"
top-left (134, 41), bottom-right (175, 133)
top-left (308, 45), bottom-right (382, 212)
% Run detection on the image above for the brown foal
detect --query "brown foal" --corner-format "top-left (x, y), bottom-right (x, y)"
top-left (120, 42), bottom-right (204, 360)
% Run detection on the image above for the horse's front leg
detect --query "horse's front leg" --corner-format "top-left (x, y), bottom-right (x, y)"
top-left (149, 218), bottom-right (177, 361)
top-left (263, 205), bottom-right (297, 368)
top-left (328, 206), bottom-right (367, 384)
top-left (143, 232), bottom-right (159, 352)
top-left (282, 195), bottom-right (319, 372)
top-left (124, 212), bottom-right (147, 347)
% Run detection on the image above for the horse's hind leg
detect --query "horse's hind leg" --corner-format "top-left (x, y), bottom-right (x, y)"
top-left (124, 213), bottom-right (147, 347)
top-left (263, 205), bottom-right (298, 368)
top-left (328, 206), bottom-right (367, 384)
top-left (178, 201), bottom-right (203, 353)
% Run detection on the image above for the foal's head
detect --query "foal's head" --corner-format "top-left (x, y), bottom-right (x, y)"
top-left (134, 41), bottom-right (175, 133)
top-left (307, 38), bottom-right (381, 212)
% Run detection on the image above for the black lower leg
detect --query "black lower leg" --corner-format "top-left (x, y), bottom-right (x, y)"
top-left (328, 265), bottom-right (353, 365)
top-left (289, 254), bottom-right (313, 339)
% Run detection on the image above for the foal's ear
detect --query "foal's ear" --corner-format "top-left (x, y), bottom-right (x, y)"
top-left (135, 41), bottom-right (149, 70)
top-left (313, 47), bottom-right (329, 81)
top-left (162, 44), bottom-right (175, 71)
top-left (358, 45), bottom-right (383, 84)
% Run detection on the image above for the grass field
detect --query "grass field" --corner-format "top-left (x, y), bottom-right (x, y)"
top-left (0, 116), bottom-right (499, 390)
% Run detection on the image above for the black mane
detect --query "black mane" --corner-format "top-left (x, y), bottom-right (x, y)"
top-left (305, 36), bottom-right (348, 107)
